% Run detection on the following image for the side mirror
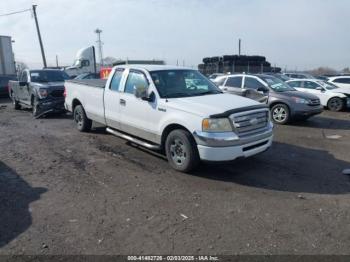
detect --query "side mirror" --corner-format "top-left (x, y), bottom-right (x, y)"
top-left (134, 85), bottom-right (153, 102)
top-left (257, 87), bottom-right (269, 92)
top-left (19, 81), bottom-right (27, 86)
top-left (316, 86), bottom-right (325, 91)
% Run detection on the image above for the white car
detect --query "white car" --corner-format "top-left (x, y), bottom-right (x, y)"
top-left (327, 76), bottom-right (350, 89)
top-left (287, 79), bottom-right (350, 111)
top-left (65, 65), bottom-right (273, 172)
top-left (283, 73), bottom-right (315, 80)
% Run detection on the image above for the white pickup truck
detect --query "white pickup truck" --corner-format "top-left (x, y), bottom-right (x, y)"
top-left (64, 65), bottom-right (273, 172)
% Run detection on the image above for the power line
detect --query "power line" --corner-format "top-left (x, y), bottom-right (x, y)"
top-left (0, 8), bottom-right (31, 17)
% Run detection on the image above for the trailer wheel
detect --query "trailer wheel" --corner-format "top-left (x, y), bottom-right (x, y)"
top-left (165, 129), bottom-right (200, 172)
top-left (73, 105), bottom-right (92, 132)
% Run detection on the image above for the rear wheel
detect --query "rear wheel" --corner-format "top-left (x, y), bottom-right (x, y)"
top-left (73, 105), bottom-right (92, 132)
top-left (165, 129), bottom-right (199, 172)
top-left (271, 104), bottom-right (290, 125)
top-left (327, 97), bottom-right (344, 112)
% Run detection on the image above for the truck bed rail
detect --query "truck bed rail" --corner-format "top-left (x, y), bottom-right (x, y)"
top-left (66, 79), bottom-right (107, 88)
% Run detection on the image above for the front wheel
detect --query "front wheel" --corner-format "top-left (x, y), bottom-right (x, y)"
top-left (31, 96), bottom-right (40, 117)
top-left (327, 97), bottom-right (344, 112)
top-left (11, 93), bottom-right (21, 110)
top-left (165, 129), bottom-right (200, 172)
top-left (271, 104), bottom-right (290, 125)
top-left (73, 105), bottom-right (92, 132)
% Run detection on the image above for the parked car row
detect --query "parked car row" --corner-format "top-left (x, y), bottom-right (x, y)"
top-left (213, 74), bottom-right (323, 124)
top-left (4, 65), bottom-right (349, 173)
top-left (212, 72), bottom-right (350, 122)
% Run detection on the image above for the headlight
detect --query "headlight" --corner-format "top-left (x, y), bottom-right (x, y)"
top-left (38, 88), bottom-right (48, 98)
top-left (291, 96), bottom-right (309, 104)
top-left (202, 118), bottom-right (232, 132)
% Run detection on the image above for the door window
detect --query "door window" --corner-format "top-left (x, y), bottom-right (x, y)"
top-left (124, 71), bottom-right (148, 94)
top-left (303, 81), bottom-right (319, 89)
top-left (244, 77), bottom-right (265, 89)
top-left (288, 81), bottom-right (302, 88)
top-left (110, 69), bottom-right (124, 91)
top-left (214, 77), bottom-right (226, 86)
top-left (225, 77), bottom-right (242, 88)
top-left (334, 78), bottom-right (350, 84)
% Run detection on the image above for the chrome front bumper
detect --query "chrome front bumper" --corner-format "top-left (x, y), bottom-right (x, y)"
top-left (193, 122), bottom-right (273, 148)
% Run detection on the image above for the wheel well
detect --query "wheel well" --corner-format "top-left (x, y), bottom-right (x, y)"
top-left (72, 99), bottom-right (82, 111)
top-left (161, 124), bottom-right (192, 149)
top-left (270, 102), bottom-right (290, 112)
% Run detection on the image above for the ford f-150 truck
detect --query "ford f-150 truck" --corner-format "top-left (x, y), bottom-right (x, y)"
top-left (9, 69), bottom-right (69, 117)
top-left (64, 65), bottom-right (273, 172)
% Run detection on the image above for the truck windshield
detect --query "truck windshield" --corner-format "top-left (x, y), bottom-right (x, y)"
top-left (30, 70), bottom-right (69, 83)
top-left (260, 76), bottom-right (296, 92)
top-left (150, 70), bottom-right (222, 98)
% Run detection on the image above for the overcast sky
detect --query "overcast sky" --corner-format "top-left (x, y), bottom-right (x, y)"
top-left (1, 0), bottom-right (349, 70)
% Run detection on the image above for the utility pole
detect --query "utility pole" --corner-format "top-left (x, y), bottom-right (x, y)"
top-left (32, 5), bottom-right (47, 68)
top-left (94, 28), bottom-right (104, 67)
top-left (238, 38), bottom-right (241, 56)
top-left (56, 55), bottom-right (59, 67)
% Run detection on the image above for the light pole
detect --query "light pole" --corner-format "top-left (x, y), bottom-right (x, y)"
top-left (94, 28), bottom-right (104, 67)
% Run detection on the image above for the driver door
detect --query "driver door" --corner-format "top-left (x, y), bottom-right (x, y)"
top-left (242, 76), bottom-right (269, 103)
top-left (302, 81), bottom-right (328, 104)
top-left (119, 69), bottom-right (161, 144)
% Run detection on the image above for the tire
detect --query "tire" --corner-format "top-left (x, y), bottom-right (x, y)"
top-left (165, 129), bottom-right (200, 172)
top-left (31, 96), bottom-right (40, 117)
top-left (271, 104), bottom-right (290, 125)
top-left (327, 97), bottom-right (344, 112)
top-left (73, 105), bottom-right (92, 132)
top-left (11, 93), bottom-right (21, 110)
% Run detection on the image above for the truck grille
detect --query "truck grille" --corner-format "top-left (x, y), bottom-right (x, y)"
top-left (308, 98), bottom-right (320, 106)
top-left (230, 109), bottom-right (269, 136)
top-left (50, 90), bottom-right (64, 98)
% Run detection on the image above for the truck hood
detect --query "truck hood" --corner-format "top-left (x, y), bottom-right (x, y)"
top-left (331, 87), bottom-right (350, 95)
top-left (166, 93), bottom-right (260, 117)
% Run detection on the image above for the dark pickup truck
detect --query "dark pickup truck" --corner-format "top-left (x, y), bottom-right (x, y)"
top-left (8, 69), bottom-right (69, 117)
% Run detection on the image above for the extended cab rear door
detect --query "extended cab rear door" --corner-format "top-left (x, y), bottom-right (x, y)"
top-left (103, 68), bottom-right (125, 130)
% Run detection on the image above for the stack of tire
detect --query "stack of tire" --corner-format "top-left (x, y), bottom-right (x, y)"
top-left (199, 55), bottom-right (281, 75)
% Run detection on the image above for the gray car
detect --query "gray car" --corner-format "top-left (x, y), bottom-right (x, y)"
top-left (214, 74), bottom-right (323, 124)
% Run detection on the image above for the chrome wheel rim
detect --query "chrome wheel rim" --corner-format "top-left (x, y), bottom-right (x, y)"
top-left (169, 138), bottom-right (187, 166)
top-left (74, 109), bottom-right (83, 128)
top-left (273, 107), bottom-right (287, 122)
top-left (329, 98), bottom-right (342, 111)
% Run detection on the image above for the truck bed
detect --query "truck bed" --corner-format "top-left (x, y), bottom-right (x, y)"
top-left (66, 79), bottom-right (107, 88)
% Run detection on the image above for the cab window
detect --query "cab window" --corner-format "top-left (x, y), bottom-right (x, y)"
top-left (110, 69), bottom-right (124, 91)
top-left (124, 71), bottom-right (148, 94)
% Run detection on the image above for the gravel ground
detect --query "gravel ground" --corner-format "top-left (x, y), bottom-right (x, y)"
top-left (0, 97), bottom-right (349, 255)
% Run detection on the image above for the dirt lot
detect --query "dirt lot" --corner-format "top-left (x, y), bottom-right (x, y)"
top-left (0, 97), bottom-right (349, 255)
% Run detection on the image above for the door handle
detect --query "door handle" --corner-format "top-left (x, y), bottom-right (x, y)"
top-left (120, 99), bottom-right (126, 106)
